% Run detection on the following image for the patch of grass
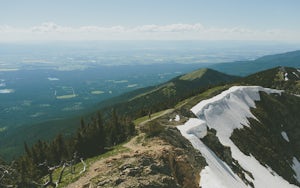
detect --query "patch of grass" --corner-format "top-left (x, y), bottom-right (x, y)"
top-left (179, 68), bottom-right (207, 81)
top-left (42, 144), bottom-right (129, 188)
top-left (141, 121), bottom-right (165, 137)
top-left (127, 84), bottom-right (138, 88)
top-left (91, 90), bottom-right (104, 95)
top-left (161, 87), bottom-right (176, 97)
top-left (56, 94), bottom-right (77, 99)
top-left (135, 134), bottom-right (145, 144)
top-left (0, 127), bottom-right (7, 132)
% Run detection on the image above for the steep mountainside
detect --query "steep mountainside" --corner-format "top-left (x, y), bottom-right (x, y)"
top-left (60, 66), bottom-right (300, 188)
top-left (178, 86), bottom-right (300, 187)
top-left (173, 67), bottom-right (300, 188)
top-left (210, 50), bottom-right (300, 76)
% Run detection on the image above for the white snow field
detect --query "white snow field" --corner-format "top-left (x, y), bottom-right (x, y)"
top-left (293, 157), bottom-right (300, 183)
top-left (175, 114), bottom-right (180, 122)
top-left (178, 86), bottom-right (299, 188)
top-left (281, 131), bottom-right (290, 142)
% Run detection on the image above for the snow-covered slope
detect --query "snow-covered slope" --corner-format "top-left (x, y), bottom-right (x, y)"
top-left (178, 86), bottom-right (299, 188)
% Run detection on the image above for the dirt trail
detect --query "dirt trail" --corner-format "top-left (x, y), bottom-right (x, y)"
top-left (139, 108), bottom-right (174, 126)
top-left (66, 134), bottom-right (171, 188)
top-left (66, 109), bottom-right (175, 188)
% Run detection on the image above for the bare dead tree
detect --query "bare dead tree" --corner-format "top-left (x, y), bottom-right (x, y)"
top-left (57, 163), bottom-right (66, 184)
top-left (35, 161), bottom-right (61, 188)
top-left (0, 162), bottom-right (18, 188)
top-left (69, 152), bottom-right (78, 174)
top-left (79, 158), bottom-right (86, 174)
top-left (35, 153), bottom-right (86, 188)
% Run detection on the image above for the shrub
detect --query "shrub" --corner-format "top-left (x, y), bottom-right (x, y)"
top-left (141, 121), bottom-right (164, 137)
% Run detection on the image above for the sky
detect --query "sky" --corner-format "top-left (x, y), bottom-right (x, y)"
top-left (0, 0), bottom-right (300, 42)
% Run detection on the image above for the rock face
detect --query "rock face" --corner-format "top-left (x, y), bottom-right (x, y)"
top-left (69, 128), bottom-right (206, 188)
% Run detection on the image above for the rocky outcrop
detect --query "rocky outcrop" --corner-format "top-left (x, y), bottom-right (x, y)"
top-left (70, 127), bottom-right (206, 188)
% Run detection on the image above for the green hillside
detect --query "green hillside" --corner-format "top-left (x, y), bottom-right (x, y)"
top-left (96, 68), bottom-right (238, 119)
top-left (0, 68), bottom-right (237, 161)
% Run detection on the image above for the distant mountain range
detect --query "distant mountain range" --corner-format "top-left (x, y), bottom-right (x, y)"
top-left (210, 50), bottom-right (300, 76)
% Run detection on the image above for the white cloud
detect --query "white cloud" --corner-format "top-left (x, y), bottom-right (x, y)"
top-left (31, 22), bottom-right (69, 33)
top-left (0, 22), bottom-right (299, 42)
top-left (133, 23), bottom-right (204, 32)
top-left (0, 25), bottom-right (15, 32)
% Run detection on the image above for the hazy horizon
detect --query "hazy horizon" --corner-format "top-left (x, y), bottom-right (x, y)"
top-left (1, 0), bottom-right (300, 42)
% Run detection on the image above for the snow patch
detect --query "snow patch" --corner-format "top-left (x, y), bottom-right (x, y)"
top-left (245, 173), bottom-right (253, 182)
top-left (178, 124), bottom-right (246, 188)
top-left (281, 131), bottom-right (290, 142)
top-left (292, 157), bottom-right (300, 183)
top-left (175, 114), bottom-right (180, 122)
top-left (178, 86), bottom-right (297, 188)
top-left (284, 73), bottom-right (289, 81)
top-left (178, 118), bottom-right (207, 139)
top-left (292, 72), bottom-right (299, 78)
top-left (191, 86), bottom-right (282, 139)
top-left (199, 166), bottom-right (244, 188)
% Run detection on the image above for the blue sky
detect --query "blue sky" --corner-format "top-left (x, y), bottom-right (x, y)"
top-left (0, 0), bottom-right (299, 41)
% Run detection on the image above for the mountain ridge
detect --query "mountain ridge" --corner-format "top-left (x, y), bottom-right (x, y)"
top-left (210, 50), bottom-right (300, 76)
top-left (178, 85), bottom-right (300, 187)
top-left (60, 66), bottom-right (300, 188)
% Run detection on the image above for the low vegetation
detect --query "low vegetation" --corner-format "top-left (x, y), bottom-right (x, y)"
top-left (140, 121), bottom-right (165, 137)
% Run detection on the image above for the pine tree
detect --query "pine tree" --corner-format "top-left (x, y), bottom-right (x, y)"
top-left (109, 109), bottom-right (120, 145)
top-left (24, 142), bottom-right (31, 157)
top-left (96, 112), bottom-right (106, 153)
